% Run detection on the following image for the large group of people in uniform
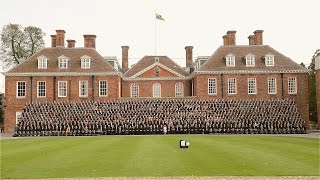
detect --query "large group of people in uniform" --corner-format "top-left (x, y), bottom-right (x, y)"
top-left (14, 98), bottom-right (306, 137)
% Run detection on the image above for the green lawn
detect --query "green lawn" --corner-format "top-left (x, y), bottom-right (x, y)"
top-left (1, 135), bottom-right (319, 179)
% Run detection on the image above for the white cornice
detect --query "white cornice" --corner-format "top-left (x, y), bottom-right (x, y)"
top-left (195, 69), bottom-right (309, 74)
top-left (130, 62), bottom-right (185, 78)
top-left (3, 72), bottom-right (121, 77)
top-left (123, 76), bottom-right (192, 81)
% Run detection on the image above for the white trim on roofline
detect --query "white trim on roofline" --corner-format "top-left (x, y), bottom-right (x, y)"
top-left (130, 62), bottom-right (185, 78)
top-left (3, 72), bottom-right (121, 77)
top-left (122, 76), bottom-right (192, 81)
top-left (194, 69), bottom-right (309, 74)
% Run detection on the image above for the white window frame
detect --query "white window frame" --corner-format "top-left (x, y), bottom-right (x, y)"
top-left (153, 83), bottom-right (161, 98)
top-left (175, 82), bottom-right (184, 97)
top-left (225, 54), bottom-right (235, 67)
top-left (81, 55), bottom-right (91, 69)
top-left (131, 83), bottom-right (139, 98)
top-left (16, 81), bottom-right (26, 98)
top-left (228, 78), bottom-right (237, 95)
top-left (208, 78), bottom-right (217, 95)
top-left (99, 80), bottom-right (108, 97)
top-left (268, 78), bottom-right (277, 94)
top-left (16, 112), bottom-right (22, 125)
top-left (265, 55), bottom-right (275, 66)
top-left (79, 80), bottom-right (88, 97)
top-left (288, 77), bottom-right (297, 94)
top-left (248, 78), bottom-right (257, 94)
top-left (37, 81), bottom-right (46, 98)
top-left (37, 56), bottom-right (48, 69)
top-left (246, 54), bottom-right (255, 67)
top-left (58, 55), bottom-right (69, 69)
top-left (58, 81), bottom-right (67, 97)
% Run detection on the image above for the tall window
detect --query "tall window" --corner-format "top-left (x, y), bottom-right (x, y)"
top-left (228, 78), bottom-right (236, 95)
top-left (79, 81), bottom-right (88, 97)
top-left (208, 78), bottom-right (217, 95)
top-left (268, 78), bottom-right (277, 94)
top-left (58, 81), bottom-right (67, 97)
top-left (246, 55), bottom-right (255, 67)
top-left (37, 81), bottom-right (46, 97)
top-left (248, 78), bottom-right (256, 94)
top-left (288, 77), bottom-right (297, 94)
top-left (131, 83), bottom-right (139, 98)
top-left (99, 80), bottom-right (108, 97)
top-left (81, 56), bottom-right (91, 69)
top-left (153, 83), bottom-right (161, 98)
top-left (37, 56), bottom-right (47, 69)
top-left (265, 55), bottom-right (274, 66)
top-left (16, 81), bottom-right (26, 98)
top-left (226, 54), bottom-right (235, 67)
top-left (175, 82), bottom-right (183, 97)
top-left (58, 55), bottom-right (68, 69)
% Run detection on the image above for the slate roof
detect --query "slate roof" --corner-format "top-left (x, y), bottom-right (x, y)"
top-left (7, 47), bottom-right (116, 73)
top-left (198, 45), bottom-right (306, 72)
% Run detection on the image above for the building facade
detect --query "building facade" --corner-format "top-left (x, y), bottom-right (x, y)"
top-left (2, 29), bottom-right (309, 132)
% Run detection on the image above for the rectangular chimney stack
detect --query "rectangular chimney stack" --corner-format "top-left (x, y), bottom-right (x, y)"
top-left (248, 35), bottom-right (256, 45)
top-left (254, 30), bottom-right (263, 45)
top-left (67, 40), bottom-right (76, 48)
top-left (121, 46), bottom-right (129, 70)
top-left (83, 34), bottom-right (96, 48)
top-left (227, 31), bottom-right (236, 45)
top-left (185, 46), bottom-right (193, 68)
top-left (223, 31), bottom-right (237, 45)
top-left (55, 30), bottom-right (65, 47)
top-left (50, 35), bottom-right (56, 47)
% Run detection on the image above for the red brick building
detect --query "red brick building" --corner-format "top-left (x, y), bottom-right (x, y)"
top-left (2, 29), bottom-right (309, 132)
top-left (315, 55), bottom-right (320, 129)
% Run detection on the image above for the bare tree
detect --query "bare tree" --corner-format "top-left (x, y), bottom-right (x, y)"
top-left (0, 23), bottom-right (45, 70)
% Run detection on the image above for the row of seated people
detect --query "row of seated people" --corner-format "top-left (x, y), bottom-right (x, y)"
top-left (14, 98), bottom-right (306, 136)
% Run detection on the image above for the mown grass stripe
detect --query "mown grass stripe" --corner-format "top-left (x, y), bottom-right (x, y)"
top-left (1, 135), bottom-right (319, 178)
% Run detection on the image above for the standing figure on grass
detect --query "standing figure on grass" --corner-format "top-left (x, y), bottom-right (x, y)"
top-left (163, 125), bottom-right (167, 135)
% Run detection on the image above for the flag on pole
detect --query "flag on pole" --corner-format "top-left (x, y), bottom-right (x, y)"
top-left (155, 13), bottom-right (165, 21)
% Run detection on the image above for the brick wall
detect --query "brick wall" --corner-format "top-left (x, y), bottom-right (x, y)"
top-left (194, 73), bottom-right (309, 126)
top-left (121, 80), bottom-right (191, 98)
top-left (4, 75), bottom-right (120, 132)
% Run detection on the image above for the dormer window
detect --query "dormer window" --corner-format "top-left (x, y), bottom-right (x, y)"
top-left (58, 55), bottom-right (69, 69)
top-left (37, 55), bottom-right (47, 69)
top-left (245, 54), bottom-right (255, 67)
top-left (265, 54), bottom-right (274, 66)
top-left (225, 54), bottom-right (235, 67)
top-left (81, 55), bottom-right (91, 69)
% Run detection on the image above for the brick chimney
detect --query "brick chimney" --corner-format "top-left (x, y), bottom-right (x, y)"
top-left (248, 35), bottom-right (256, 45)
top-left (227, 31), bottom-right (236, 45)
top-left (185, 46), bottom-right (193, 68)
top-left (223, 35), bottom-right (228, 46)
top-left (67, 40), bottom-right (76, 48)
top-left (254, 30), bottom-right (263, 45)
top-left (121, 46), bottom-right (129, 69)
top-left (50, 35), bottom-right (56, 47)
top-left (56, 30), bottom-right (65, 47)
top-left (83, 35), bottom-right (96, 48)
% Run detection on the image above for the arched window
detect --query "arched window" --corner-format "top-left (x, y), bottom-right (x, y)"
top-left (153, 83), bottom-right (161, 98)
top-left (175, 82), bottom-right (183, 97)
top-left (131, 83), bottom-right (139, 97)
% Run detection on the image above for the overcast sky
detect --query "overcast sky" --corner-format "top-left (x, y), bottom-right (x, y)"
top-left (1, 0), bottom-right (320, 93)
